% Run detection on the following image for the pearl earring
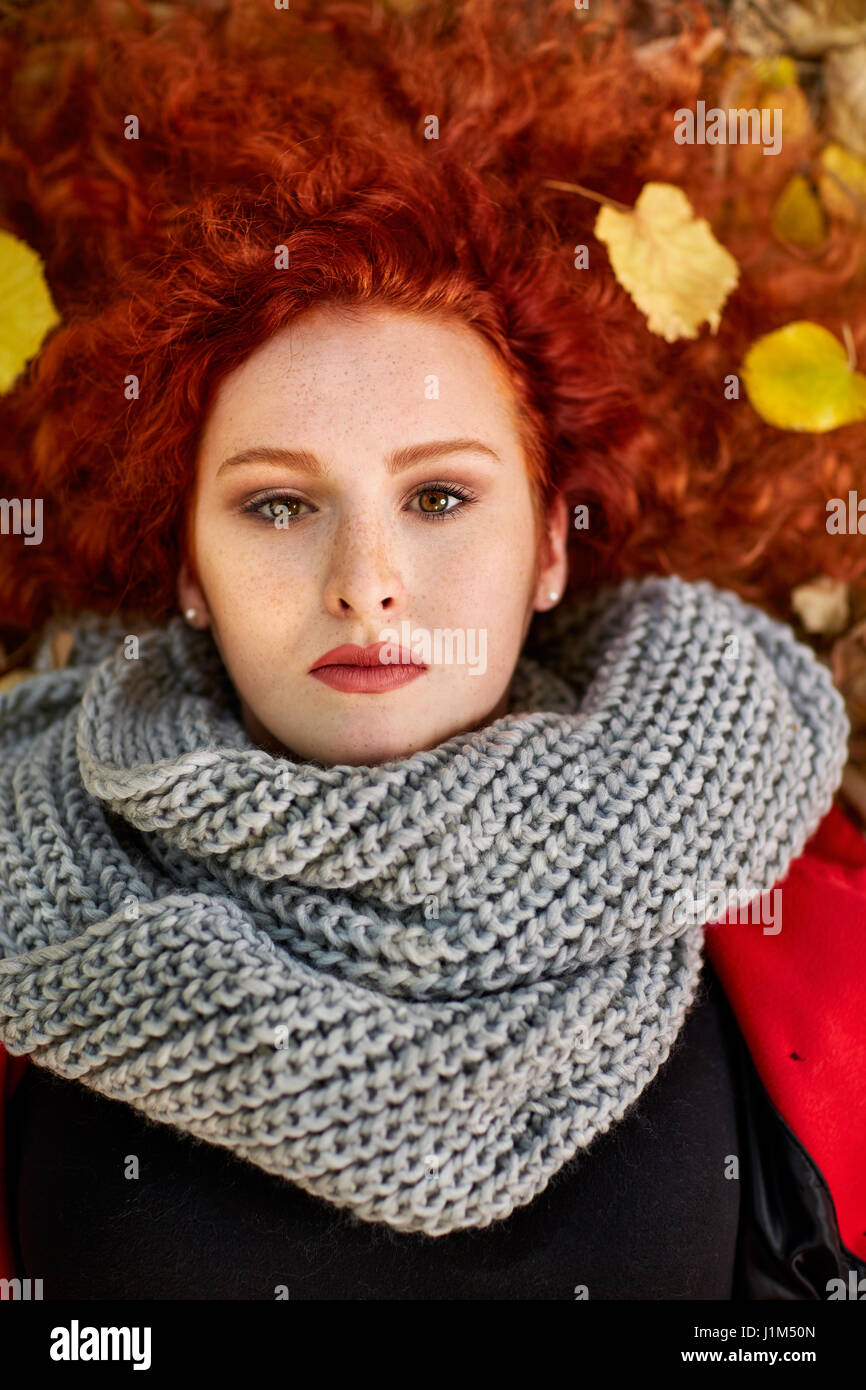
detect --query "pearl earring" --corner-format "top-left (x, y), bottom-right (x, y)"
top-left (548, 591), bottom-right (559, 603)
top-left (185, 608), bottom-right (197, 622)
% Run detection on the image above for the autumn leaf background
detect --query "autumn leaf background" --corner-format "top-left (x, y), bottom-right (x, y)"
top-left (1, 0), bottom-right (866, 826)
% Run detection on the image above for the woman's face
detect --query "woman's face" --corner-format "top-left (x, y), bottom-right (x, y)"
top-left (178, 303), bottom-right (568, 766)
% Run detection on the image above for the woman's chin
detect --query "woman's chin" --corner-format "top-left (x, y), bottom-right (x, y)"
top-left (294, 732), bottom-right (437, 768)
top-left (263, 719), bottom-right (466, 768)
top-left (244, 697), bottom-right (509, 768)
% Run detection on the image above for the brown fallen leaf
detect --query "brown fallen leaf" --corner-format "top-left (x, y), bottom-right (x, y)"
top-left (840, 763), bottom-right (866, 831)
top-left (730, 0), bottom-right (866, 59)
top-left (831, 615), bottom-right (866, 725)
top-left (791, 575), bottom-right (849, 634)
top-left (826, 44), bottom-right (866, 161)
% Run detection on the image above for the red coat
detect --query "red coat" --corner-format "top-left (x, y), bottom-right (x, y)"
top-left (1, 796), bottom-right (864, 1284)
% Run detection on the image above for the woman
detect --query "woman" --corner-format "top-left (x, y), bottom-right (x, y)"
top-left (0, 0), bottom-right (864, 1300)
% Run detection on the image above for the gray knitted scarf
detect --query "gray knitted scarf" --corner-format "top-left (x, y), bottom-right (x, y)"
top-left (0, 574), bottom-right (849, 1236)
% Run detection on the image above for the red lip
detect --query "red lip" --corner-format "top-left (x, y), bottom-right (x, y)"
top-left (310, 663), bottom-right (426, 694)
top-left (309, 642), bottom-right (425, 671)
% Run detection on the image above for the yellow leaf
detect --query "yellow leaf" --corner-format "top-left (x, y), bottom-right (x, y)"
top-left (818, 142), bottom-right (866, 222)
top-left (0, 231), bottom-right (61, 394)
top-left (771, 83), bottom-right (812, 144)
top-left (771, 174), bottom-right (826, 247)
top-left (594, 183), bottom-right (739, 343)
top-left (753, 56), bottom-right (798, 89)
top-left (741, 321), bottom-right (866, 431)
top-left (732, 87), bottom-right (811, 178)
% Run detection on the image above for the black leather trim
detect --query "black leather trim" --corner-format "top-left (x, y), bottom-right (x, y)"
top-left (717, 979), bottom-right (866, 1300)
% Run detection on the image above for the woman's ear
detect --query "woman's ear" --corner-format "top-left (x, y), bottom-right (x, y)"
top-left (177, 558), bottom-right (211, 629)
top-left (532, 491), bottom-right (570, 612)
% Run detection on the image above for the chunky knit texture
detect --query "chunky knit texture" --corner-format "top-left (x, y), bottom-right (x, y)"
top-left (0, 575), bottom-right (850, 1235)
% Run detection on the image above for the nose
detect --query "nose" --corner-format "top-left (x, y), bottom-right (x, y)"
top-left (321, 515), bottom-right (407, 621)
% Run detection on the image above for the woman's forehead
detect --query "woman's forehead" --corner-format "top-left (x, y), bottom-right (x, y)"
top-left (195, 307), bottom-right (523, 471)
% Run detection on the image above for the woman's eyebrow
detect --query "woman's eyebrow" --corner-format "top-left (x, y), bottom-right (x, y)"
top-left (215, 438), bottom-right (502, 478)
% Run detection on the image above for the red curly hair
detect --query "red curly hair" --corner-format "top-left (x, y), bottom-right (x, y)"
top-left (1, 0), bottom-right (865, 652)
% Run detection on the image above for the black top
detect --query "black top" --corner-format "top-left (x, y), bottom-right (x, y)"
top-left (6, 960), bottom-right (742, 1300)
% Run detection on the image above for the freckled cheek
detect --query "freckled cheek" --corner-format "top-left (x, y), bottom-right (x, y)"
top-left (414, 531), bottom-right (532, 624)
top-left (469, 534), bottom-right (536, 603)
top-left (202, 517), bottom-right (314, 593)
